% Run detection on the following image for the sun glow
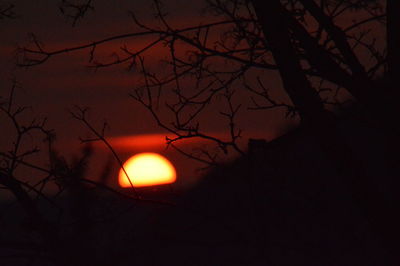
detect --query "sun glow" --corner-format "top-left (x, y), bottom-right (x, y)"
top-left (118, 153), bottom-right (176, 188)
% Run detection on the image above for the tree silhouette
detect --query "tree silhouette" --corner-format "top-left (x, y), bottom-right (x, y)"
top-left (18, 0), bottom-right (391, 156)
top-left (0, 2), bottom-right (15, 20)
top-left (3, 0), bottom-right (400, 264)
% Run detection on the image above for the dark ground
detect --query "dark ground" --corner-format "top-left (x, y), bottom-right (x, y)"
top-left (0, 109), bottom-right (398, 266)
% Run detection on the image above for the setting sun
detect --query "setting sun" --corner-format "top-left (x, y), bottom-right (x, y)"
top-left (119, 153), bottom-right (177, 188)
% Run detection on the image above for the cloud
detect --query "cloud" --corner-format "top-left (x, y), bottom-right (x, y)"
top-left (102, 128), bottom-right (283, 152)
top-left (104, 133), bottom-right (218, 151)
top-left (106, 133), bottom-right (171, 150)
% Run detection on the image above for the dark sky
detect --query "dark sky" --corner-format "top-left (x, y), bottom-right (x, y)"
top-left (1, 1), bottom-right (287, 134)
top-left (1, 0), bottom-right (200, 137)
top-left (0, 3), bottom-right (394, 264)
top-left (3, 0), bottom-right (383, 189)
top-left (1, 0), bottom-right (295, 190)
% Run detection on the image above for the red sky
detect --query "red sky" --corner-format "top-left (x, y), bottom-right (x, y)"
top-left (1, 0), bottom-right (292, 186)
top-left (2, 0), bottom-right (381, 190)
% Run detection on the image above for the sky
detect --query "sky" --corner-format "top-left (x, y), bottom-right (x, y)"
top-left (1, 0), bottom-right (297, 191)
top-left (0, 2), bottom-right (394, 263)
top-left (3, 0), bottom-right (385, 191)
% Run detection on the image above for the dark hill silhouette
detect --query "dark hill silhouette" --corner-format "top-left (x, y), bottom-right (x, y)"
top-left (1, 109), bottom-right (398, 266)
top-left (142, 109), bottom-right (397, 265)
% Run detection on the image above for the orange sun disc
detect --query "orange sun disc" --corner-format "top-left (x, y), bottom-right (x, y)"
top-left (119, 153), bottom-right (176, 188)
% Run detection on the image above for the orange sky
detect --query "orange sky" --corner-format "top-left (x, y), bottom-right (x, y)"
top-left (1, 0), bottom-right (289, 140)
top-left (1, 0), bottom-right (382, 189)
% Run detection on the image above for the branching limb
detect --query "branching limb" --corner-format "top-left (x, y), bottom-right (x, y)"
top-left (59, 0), bottom-right (94, 26)
top-left (0, 2), bottom-right (15, 20)
top-left (70, 106), bottom-right (140, 198)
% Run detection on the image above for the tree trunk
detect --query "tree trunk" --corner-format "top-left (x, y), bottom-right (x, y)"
top-left (300, 0), bottom-right (368, 78)
top-left (251, 0), bottom-right (400, 261)
top-left (387, 0), bottom-right (400, 84)
top-left (251, 0), bottom-right (326, 123)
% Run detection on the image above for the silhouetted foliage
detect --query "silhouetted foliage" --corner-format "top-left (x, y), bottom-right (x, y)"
top-left (0, 1), bottom-right (15, 20)
top-left (2, 0), bottom-right (400, 265)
